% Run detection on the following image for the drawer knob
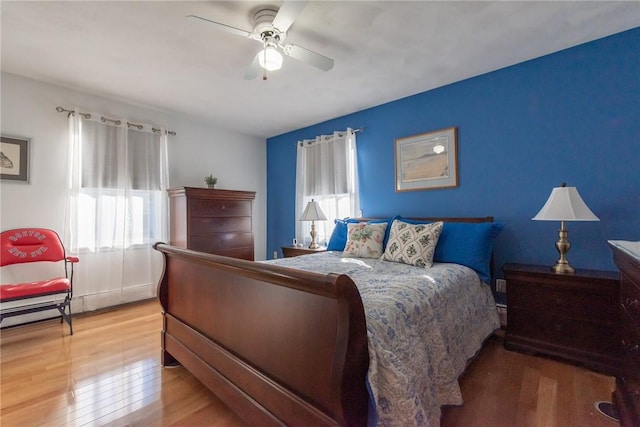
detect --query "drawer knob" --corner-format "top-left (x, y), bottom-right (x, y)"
top-left (625, 297), bottom-right (639, 308)
top-left (622, 339), bottom-right (640, 353)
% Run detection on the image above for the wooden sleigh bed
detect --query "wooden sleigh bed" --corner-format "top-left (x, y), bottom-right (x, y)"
top-left (154, 216), bottom-right (501, 427)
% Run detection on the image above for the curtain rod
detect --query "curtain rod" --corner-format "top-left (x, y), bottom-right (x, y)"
top-left (339, 127), bottom-right (363, 135)
top-left (56, 106), bottom-right (177, 136)
top-left (299, 127), bottom-right (363, 145)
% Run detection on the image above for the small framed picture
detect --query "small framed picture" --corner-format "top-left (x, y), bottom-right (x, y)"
top-left (1, 135), bottom-right (30, 183)
top-left (395, 127), bottom-right (458, 192)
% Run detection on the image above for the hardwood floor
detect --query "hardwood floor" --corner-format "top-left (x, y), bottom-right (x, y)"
top-left (1, 300), bottom-right (618, 426)
top-left (441, 331), bottom-right (618, 427)
top-left (1, 300), bottom-right (247, 427)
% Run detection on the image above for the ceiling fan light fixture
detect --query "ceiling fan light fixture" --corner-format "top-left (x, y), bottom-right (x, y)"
top-left (258, 46), bottom-right (283, 71)
top-left (188, 2), bottom-right (334, 80)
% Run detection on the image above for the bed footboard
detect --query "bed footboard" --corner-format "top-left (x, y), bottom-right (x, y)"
top-left (154, 243), bottom-right (369, 427)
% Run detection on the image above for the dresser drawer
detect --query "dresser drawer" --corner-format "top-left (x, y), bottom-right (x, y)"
top-left (189, 216), bottom-right (252, 234)
top-left (507, 280), bottom-right (618, 323)
top-left (189, 199), bottom-right (252, 217)
top-left (621, 311), bottom-right (640, 378)
top-left (189, 232), bottom-right (253, 254)
top-left (621, 273), bottom-right (640, 325)
top-left (209, 247), bottom-right (254, 261)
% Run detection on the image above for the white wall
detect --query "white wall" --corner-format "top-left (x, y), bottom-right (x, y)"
top-left (0, 72), bottom-right (267, 316)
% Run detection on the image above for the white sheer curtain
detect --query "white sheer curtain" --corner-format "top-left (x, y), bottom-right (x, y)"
top-left (65, 109), bottom-right (169, 311)
top-left (295, 128), bottom-right (360, 246)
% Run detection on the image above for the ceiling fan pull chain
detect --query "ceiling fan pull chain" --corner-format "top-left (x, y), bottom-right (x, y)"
top-left (262, 40), bottom-right (268, 80)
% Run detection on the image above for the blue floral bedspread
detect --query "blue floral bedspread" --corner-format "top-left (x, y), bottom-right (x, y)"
top-left (266, 251), bottom-right (499, 427)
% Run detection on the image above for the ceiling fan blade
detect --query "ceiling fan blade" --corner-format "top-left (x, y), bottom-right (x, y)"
top-left (186, 15), bottom-right (252, 39)
top-left (244, 53), bottom-right (261, 80)
top-left (283, 44), bottom-right (334, 71)
top-left (272, 1), bottom-right (308, 33)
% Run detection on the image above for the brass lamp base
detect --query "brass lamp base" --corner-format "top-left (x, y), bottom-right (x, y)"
top-left (552, 261), bottom-right (575, 274)
top-left (552, 221), bottom-right (575, 274)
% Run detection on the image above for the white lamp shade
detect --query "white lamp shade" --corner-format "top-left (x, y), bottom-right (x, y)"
top-left (299, 199), bottom-right (327, 221)
top-left (532, 186), bottom-right (599, 221)
top-left (258, 46), bottom-right (283, 71)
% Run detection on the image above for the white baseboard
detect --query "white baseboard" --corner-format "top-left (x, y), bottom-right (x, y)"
top-left (0, 284), bottom-right (156, 328)
top-left (77, 284), bottom-right (157, 312)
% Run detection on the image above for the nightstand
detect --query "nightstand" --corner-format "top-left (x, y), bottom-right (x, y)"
top-left (281, 246), bottom-right (327, 258)
top-left (503, 263), bottom-right (620, 374)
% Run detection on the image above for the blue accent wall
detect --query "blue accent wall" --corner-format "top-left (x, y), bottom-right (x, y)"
top-left (267, 28), bottom-right (640, 277)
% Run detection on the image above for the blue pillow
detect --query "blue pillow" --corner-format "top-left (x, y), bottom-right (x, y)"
top-left (327, 218), bottom-right (359, 251)
top-left (398, 217), bottom-right (503, 283)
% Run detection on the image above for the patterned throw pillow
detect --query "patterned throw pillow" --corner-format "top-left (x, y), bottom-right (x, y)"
top-left (382, 220), bottom-right (443, 268)
top-left (342, 222), bottom-right (388, 259)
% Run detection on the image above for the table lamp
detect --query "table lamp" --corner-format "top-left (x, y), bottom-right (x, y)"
top-left (532, 183), bottom-right (599, 274)
top-left (299, 199), bottom-right (327, 249)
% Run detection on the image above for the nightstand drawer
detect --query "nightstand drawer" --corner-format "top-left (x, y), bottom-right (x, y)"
top-left (507, 282), bottom-right (618, 323)
top-left (509, 309), bottom-right (618, 356)
top-left (281, 246), bottom-right (327, 258)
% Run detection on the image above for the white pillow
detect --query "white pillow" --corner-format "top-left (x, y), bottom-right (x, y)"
top-left (342, 222), bottom-right (388, 259)
top-left (382, 220), bottom-right (443, 268)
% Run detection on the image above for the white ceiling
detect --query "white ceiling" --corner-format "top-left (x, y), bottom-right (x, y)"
top-left (2, 1), bottom-right (639, 139)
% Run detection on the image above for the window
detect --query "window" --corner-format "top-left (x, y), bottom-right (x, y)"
top-left (67, 113), bottom-right (168, 252)
top-left (295, 128), bottom-right (360, 245)
top-left (76, 189), bottom-right (164, 250)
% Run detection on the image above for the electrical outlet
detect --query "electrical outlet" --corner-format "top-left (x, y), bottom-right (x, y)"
top-left (496, 279), bottom-right (507, 293)
top-left (273, 250), bottom-right (278, 259)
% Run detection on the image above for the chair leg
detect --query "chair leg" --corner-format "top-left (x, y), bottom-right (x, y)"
top-left (57, 295), bottom-right (73, 335)
top-left (68, 298), bottom-right (72, 335)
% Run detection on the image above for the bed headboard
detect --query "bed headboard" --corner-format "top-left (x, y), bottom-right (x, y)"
top-left (356, 216), bottom-right (494, 223)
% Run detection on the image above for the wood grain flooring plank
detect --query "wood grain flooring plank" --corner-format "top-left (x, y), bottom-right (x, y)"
top-left (535, 375), bottom-right (557, 427)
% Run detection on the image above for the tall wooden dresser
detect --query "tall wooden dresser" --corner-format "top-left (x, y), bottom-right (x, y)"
top-left (168, 187), bottom-right (256, 260)
top-left (609, 240), bottom-right (640, 427)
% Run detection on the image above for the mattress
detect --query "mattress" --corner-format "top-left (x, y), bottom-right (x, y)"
top-left (267, 251), bottom-right (500, 427)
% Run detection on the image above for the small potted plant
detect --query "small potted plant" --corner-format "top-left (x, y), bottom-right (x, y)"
top-left (204, 174), bottom-right (218, 189)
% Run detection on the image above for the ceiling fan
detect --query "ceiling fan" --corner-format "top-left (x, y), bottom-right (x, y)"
top-left (188, 1), bottom-right (334, 80)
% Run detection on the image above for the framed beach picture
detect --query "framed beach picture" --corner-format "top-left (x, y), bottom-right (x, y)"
top-left (394, 127), bottom-right (458, 192)
top-left (1, 135), bottom-right (30, 183)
